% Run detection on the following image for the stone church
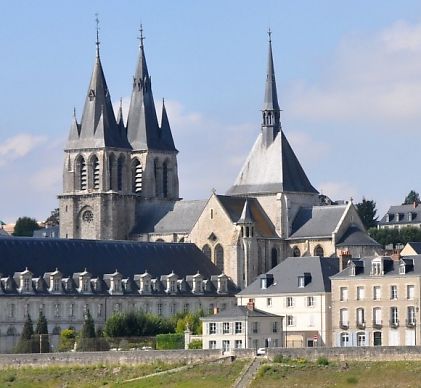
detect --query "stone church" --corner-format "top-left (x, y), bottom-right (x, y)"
top-left (59, 30), bottom-right (381, 289)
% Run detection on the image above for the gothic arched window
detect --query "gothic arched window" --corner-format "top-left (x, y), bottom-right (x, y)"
top-left (293, 246), bottom-right (301, 257)
top-left (314, 245), bottom-right (324, 257)
top-left (214, 244), bottom-right (224, 271)
top-left (108, 154), bottom-right (116, 191)
top-left (132, 159), bottom-right (143, 193)
top-left (76, 156), bottom-right (87, 191)
top-left (163, 160), bottom-right (169, 198)
top-left (117, 155), bottom-right (124, 191)
top-left (91, 155), bottom-right (100, 190)
top-left (271, 247), bottom-right (278, 269)
top-left (202, 244), bottom-right (211, 260)
top-left (154, 158), bottom-right (160, 196)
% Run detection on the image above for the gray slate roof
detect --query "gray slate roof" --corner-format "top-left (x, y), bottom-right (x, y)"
top-left (289, 205), bottom-right (347, 239)
top-left (227, 130), bottom-right (318, 196)
top-left (238, 256), bottom-right (339, 296)
top-left (131, 200), bottom-right (207, 234)
top-left (0, 237), bottom-right (229, 282)
top-left (336, 225), bottom-right (381, 247)
top-left (379, 204), bottom-right (421, 225)
top-left (201, 305), bottom-right (281, 321)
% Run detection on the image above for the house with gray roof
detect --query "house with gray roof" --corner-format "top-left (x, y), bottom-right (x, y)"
top-left (378, 203), bottom-right (421, 230)
top-left (236, 256), bottom-right (340, 347)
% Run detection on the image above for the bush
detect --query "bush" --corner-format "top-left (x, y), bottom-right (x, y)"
top-left (317, 356), bottom-right (329, 366)
top-left (58, 328), bottom-right (77, 352)
top-left (188, 339), bottom-right (202, 349)
top-left (273, 354), bottom-right (286, 363)
top-left (346, 376), bottom-right (358, 384)
top-left (156, 333), bottom-right (184, 350)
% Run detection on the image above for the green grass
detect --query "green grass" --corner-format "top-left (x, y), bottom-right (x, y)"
top-left (0, 361), bottom-right (184, 388)
top-left (252, 359), bottom-right (421, 387)
top-left (119, 359), bottom-right (248, 388)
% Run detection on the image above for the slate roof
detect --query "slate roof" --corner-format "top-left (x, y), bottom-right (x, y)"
top-left (0, 237), bottom-right (228, 281)
top-left (216, 195), bottom-right (277, 238)
top-left (336, 225), bottom-right (382, 247)
top-left (238, 256), bottom-right (339, 296)
top-left (131, 200), bottom-right (207, 234)
top-left (227, 131), bottom-right (318, 196)
top-left (289, 205), bottom-right (347, 239)
top-left (331, 256), bottom-right (421, 279)
top-left (201, 305), bottom-right (281, 321)
top-left (378, 204), bottom-right (421, 225)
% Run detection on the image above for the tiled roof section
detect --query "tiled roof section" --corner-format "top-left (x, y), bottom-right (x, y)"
top-left (201, 305), bottom-right (281, 321)
top-left (336, 225), bottom-right (382, 247)
top-left (226, 131), bottom-right (318, 196)
top-left (238, 256), bottom-right (339, 296)
top-left (0, 237), bottom-right (224, 280)
top-left (331, 256), bottom-right (421, 279)
top-left (289, 205), bottom-right (347, 239)
top-left (131, 200), bottom-right (207, 234)
top-left (216, 195), bottom-right (277, 238)
top-left (379, 204), bottom-right (421, 225)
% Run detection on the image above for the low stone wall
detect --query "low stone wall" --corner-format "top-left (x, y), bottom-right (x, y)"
top-left (267, 346), bottom-right (421, 361)
top-left (0, 349), bottom-right (222, 368)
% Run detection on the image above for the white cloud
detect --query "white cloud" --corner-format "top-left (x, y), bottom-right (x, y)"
top-left (287, 20), bottom-right (421, 127)
top-left (0, 134), bottom-right (47, 167)
top-left (29, 165), bottom-right (62, 193)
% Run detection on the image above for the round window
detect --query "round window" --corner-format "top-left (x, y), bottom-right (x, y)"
top-left (82, 210), bottom-right (94, 223)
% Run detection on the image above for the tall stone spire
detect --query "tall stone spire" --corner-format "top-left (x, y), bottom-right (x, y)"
top-left (126, 25), bottom-right (163, 151)
top-left (261, 29), bottom-right (281, 148)
top-left (160, 99), bottom-right (177, 151)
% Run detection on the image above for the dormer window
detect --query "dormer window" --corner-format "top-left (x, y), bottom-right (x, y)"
top-left (409, 212), bottom-right (413, 222)
top-left (170, 280), bottom-right (177, 293)
top-left (350, 265), bottom-right (356, 277)
top-left (371, 260), bottom-right (382, 276)
top-left (395, 213), bottom-right (400, 222)
top-left (82, 278), bottom-right (89, 292)
top-left (399, 263), bottom-right (406, 275)
top-left (192, 272), bottom-right (203, 294)
top-left (217, 274), bottom-right (228, 294)
top-left (53, 278), bottom-right (61, 292)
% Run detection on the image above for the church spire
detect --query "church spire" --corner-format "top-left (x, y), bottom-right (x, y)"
top-left (160, 99), bottom-right (177, 151)
top-left (261, 29), bottom-right (281, 147)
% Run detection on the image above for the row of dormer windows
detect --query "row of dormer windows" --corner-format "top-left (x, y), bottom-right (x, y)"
top-left (385, 212), bottom-right (418, 223)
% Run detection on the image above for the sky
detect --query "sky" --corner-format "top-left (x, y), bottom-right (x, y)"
top-left (2, 0), bottom-right (421, 223)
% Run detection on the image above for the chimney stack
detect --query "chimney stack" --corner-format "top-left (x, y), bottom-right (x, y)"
top-left (246, 299), bottom-right (255, 311)
top-left (339, 250), bottom-right (352, 272)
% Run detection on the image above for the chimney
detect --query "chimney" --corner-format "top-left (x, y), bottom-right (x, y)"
top-left (391, 250), bottom-right (401, 261)
top-left (213, 307), bottom-right (220, 315)
top-left (414, 201), bottom-right (418, 209)
top-left (339, 250), bottom-right (352, 272)
top-left (246, 299), bottom-right (255, 311)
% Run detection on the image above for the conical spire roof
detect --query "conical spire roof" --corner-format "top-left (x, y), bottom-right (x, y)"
top-left (126, 27), bottom-right (177, 152)
top-left (160, 99), bottom-right (177, 151)
top-left (237, 199), bottom-right (254, 224)
top-left (263, 33), bottom-right (280, 112)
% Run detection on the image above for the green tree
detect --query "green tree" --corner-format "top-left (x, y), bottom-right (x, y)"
top-left (175, 310), bottom-right (204, 335)
top-left (58, 328), bottom-right (77, 352)
top-left (45, 208), bottom-right (60, 226)
top-left (369, 226), bottom-right (421, 247)
top-left (356, 198), bottom-right (378, 229)
top-left (15, 314), bottom-right (34, 353)
top-left (77, 310), bottom-right (97, 351)
top-left (35, 311), bottom-right (49, 353)
top-left (403, 190), bottom-right (421, 205)
top-left (12, 217), bottom-right (41, 237)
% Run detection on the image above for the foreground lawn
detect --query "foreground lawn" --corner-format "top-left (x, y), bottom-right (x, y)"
top-left (0, 361), bottom-right (184, 388)
top-left (120, 359), bottom-right (248, 387)
top-left (252, 358), bottom-right (421, 387)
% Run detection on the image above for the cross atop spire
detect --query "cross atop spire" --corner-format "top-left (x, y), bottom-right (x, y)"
top-left (137, 24), bottom-right (145, 48)
top-left (95, 13), bottom-right (100, 58)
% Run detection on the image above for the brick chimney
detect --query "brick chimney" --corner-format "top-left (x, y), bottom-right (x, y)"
top-left (414, 201), bottom-right (418, 209)
top-left (213, 307), bottom-right (220, 315)
top-left (391, 250), bottom-right (401, 261)
top-left (246, 299), bottom-right (255, 311)
top-left (339, 250), bottom-right (352, 272)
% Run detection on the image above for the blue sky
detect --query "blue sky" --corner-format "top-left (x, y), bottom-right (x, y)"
top-left (2, 1), bottom-right (421, 223)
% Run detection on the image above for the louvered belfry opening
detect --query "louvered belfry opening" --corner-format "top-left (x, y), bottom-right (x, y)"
top-left (132, 159), bottom-right (143, 193)
top-left (80, 158), bottom-right (87, 190)
top-left (162, 161), bottom-right (168, 198)
top-left (93, 156), bottom-right (100, 190)
top-left (117, 156), bottom-right (124, 191)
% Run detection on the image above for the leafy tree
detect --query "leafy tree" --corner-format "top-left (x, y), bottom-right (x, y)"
top-left (77, 310), bottom-right (96, 351)
top-left (175, 310), bottom-right (204, 335)
top-left (403, 190), bottom-right (421, 205)
top-left (45, 208), bottom-right (60, 226)
top-left (369, 226), bottom-right (421, 247)
top-left (188, 339), bottom-right (203, 349)
top-left (15, 314), bottom-right (34, 353)
top-left (34, 311), bottom-right (49, 353)
top-left (356, 198), bottom-right (378, 229)
top-left (58, 328), bottom-right (77, 352)
top-left (12, 217), bottom-right (41, 237)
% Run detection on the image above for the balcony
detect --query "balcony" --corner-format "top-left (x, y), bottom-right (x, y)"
top-left (339, 320), bottom-right (349, 330)
top-left (372, 320), bottom-right (382, 329)
top-left (389, 319), bottom-right (399, 329)
top-left (356, 320), bottom-right (366, 330)
top-left (406, 319), bottom-right (416, 328)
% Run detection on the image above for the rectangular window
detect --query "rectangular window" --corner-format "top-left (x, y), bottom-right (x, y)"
top-left (235, 340), bottom-right (243, 349)
top-left (373, 286), bottom-right (381, 300)
top-left (157, 303), bottom-right (163, 316)
top-left (408, 306), bottom-right (416, 324)
top-left (407, 285), bottom-right (415, 300)
top-left (223, 322), bottom-right (230, 334)
top-left (391, 307), bottom-right (398, 325)
top-left (340, 287), bottom-right (348, 302)
top-left (8, 304), bottom-right (15, 318)
top-left (235, 322), bottom-right (242, 334)
top-left (23, 277), bottom-right (30, 292)
top-left (286, 297), bottom-right (294, 307)
top-left (170, 303), bottom-right (177, 315)
top-left (298, 276), bottom-right (305, 288)
top-left (68, 303), bottom-right (74, 317)
top-left (356, 286), bottom-right (365, 301)
top-left (267, 298), bottom-right (272, 307)
top-left (53, 278), bottom-right (60, 292)
top-left (97, 304), bottom-right (103, 318)
top-left (209, 322), bottom-right (216, 335)
top-left (391, 285), bottom-right (398, 300)
top-left (287, 315), bottom-right (294, 326)
top-left (272, 321), bottom-right (278, 333)
top-left (184, 303), bottom-right (190, 313)
top-left (208, 304), bottom-right (214, 315)
top-left (252, 322), bottom-right (258, 333)
top-left (253, 339), bottom-right (259, 349)
top-left (307, 296), bottom-right (314, 307)
top-left (113, 303), bottom-right (120, 313)
top-left (54, 303), bottom-right (61, 318)
top-left (24, 304), bottom-right (29, 318)
top-left (273, 339), bottom-right (279, 347)
top-left (222, 340), bottom-right (230, 352)
top-left (209, 340), bottom-right (217, 349)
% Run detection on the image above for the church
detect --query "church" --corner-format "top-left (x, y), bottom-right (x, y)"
top-left (58, 28), bottom-right (382, 289)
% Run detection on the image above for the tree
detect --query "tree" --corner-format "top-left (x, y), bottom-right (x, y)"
top-left (45, 208), bottom-right (60, 226)
top-left (15, 314), bottom-right (34, 353)
top-left (77, 310), bottom-right (96, 351)
top-left (369, 226), bottom-right (421, 247)
top-left (12, 217), bottom-right (41, 237)
top-left (58, 328), bottom-right (77, 352)
top-left (403, 190), bottom-right (421, 205)
top-left (356, 198), bottom-right (378, 229)
top-left (34, 311), bottom-right (49, 353)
